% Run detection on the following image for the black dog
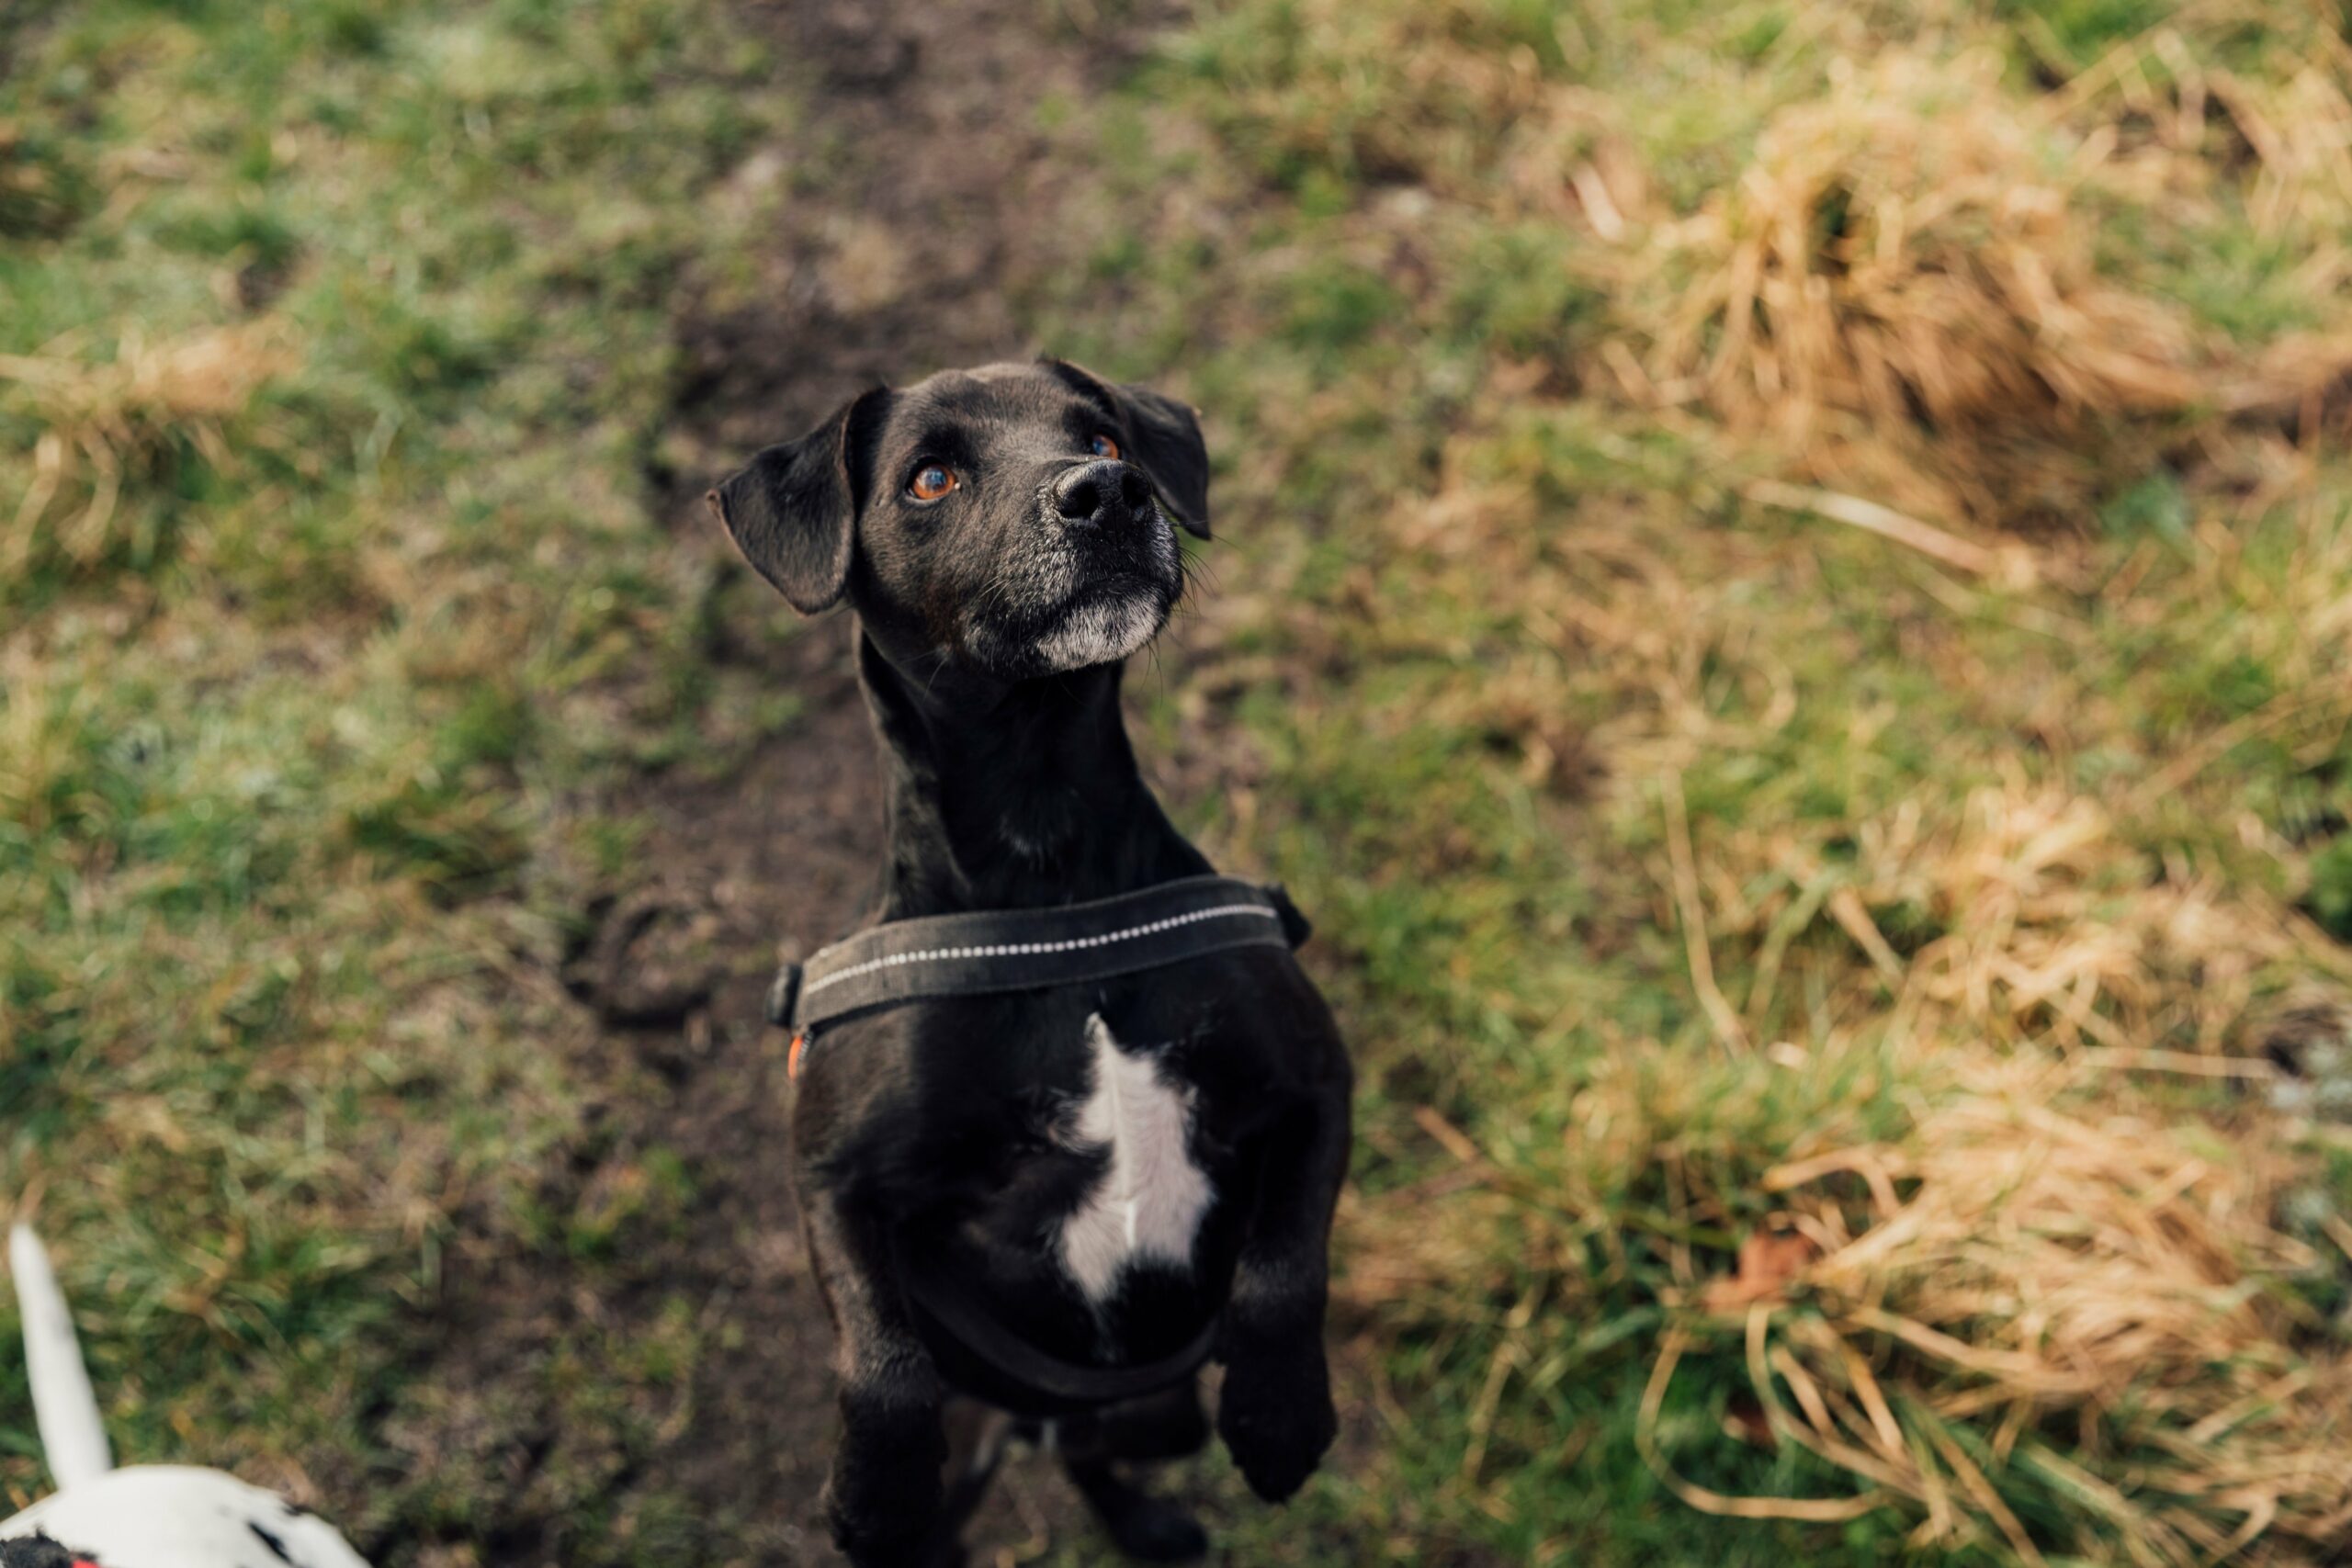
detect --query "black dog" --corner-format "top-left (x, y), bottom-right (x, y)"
top-left (708, 360), bottom-right (1352, 1565)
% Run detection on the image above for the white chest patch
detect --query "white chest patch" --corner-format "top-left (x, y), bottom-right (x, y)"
top-left (1056, 1014), bottom-right (1214, 1305)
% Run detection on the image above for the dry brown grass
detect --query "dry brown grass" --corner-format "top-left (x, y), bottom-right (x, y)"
top-left (0, 322), bottom-right (297, 576)
top-left (1719, 776), bottom-right (2352, 1055)
top-left (1449, 6), bottom-right (2352, 538)
top-left (1329, 283), bottom-right (2352, 1554)
top-left (1640, 51), bottom-right (2201, 526)
top-left (1672, 779), bottom-right (2352, 1558)
top-left (1650, 1051), bottom-right (2352, 1565)
top-left (1609, 36), bottom-right (2352, 533)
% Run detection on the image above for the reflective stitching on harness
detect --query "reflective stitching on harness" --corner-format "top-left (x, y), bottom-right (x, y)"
top-left (801, 903), bottom-right (1281, 997)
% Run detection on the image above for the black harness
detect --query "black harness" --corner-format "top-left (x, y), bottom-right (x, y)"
top-left (765, 874), bottom-right (1312, 1410)
top-left (765, 874), bottom-right (1310, 1037)
top-left (900, 1241), bottom-right (1227, 1415)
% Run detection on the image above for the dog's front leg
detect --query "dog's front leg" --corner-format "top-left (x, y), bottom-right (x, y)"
top-left (801, 1181), bottom-right (949, 1566)
top-left (1216, 1085), bottom-right (1351, 1503)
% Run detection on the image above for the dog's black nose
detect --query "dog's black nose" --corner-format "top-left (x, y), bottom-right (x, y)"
top-left (1052, 460), bottom-right (1154, 526)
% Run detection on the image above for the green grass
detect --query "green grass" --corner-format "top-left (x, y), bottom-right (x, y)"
top-left (1040, 2), bottom-right (2352, 1560)
top-left (1, 0), bottom-right (804, 1549)
top-left (6, 0), bottom-right (2352, 1563)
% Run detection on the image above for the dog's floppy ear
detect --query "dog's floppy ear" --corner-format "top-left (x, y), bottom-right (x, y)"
top-left (1111, 380), bottom-right (1211, 540)
top-left (1047, 359), bottom-right (1212, 540)
top-left (706, 388), bottom-right (888, 614)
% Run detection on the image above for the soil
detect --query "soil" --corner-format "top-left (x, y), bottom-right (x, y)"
top-left (389, 2), bottom-right (1236, 1563)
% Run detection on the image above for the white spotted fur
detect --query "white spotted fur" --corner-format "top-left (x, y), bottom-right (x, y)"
top-left (6, 1224), bottom-right (373, 1567)
top-left (1056, 1015), bottom-right (1213, 1305)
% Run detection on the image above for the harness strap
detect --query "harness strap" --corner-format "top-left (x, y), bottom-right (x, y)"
top-left (903, 1262), bottom-right (1221, 1407)
top-left (768, 875), bottom-right (1310, 1037)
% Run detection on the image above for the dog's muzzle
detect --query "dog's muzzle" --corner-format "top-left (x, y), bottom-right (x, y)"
top-left (1049, 459), bottom-right (1158, 531)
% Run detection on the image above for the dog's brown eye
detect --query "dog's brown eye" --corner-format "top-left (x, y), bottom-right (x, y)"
top-left (908, 463), bottom-right (958, 502)
top-left (1089, 433), bottom-right (1121, 461)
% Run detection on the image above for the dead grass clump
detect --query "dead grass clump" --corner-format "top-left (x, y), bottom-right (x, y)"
top-left (1898, 782), bottom-right (2348, 1056)
top-left (1570, 771), bottom-right (2352, 1556)
top-left (1, 322), bottom-right (297, 577)
top-left (1700, 767), bottom-right (2352, 1062)
top-left (1594, 23), bottom-right (2352, 529)
top-left (1637, 51), bottom-right (2204, 528)
top-left (1646, 1053), bottom-right (2351, 1564)
top-left (2196, 49), bottom-right (2352, 246)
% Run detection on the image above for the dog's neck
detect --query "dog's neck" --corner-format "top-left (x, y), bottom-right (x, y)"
top-left (855, 630), bottom-right (1211, 920)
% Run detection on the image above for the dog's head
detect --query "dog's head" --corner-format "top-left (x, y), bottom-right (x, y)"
top-left (708, 359), bottom-right (1209, 680)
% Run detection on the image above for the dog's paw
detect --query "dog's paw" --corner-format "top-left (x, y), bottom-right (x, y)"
top-left (825, 1479), bottom-right (943, 1568)
top-left (1100, 1382), bottom-right (1212, 1463)
top-left (825, 1407), bottom-right (947, 1566)
top-left (1105, 1495), bottom-right (1210, 1562)
top-left (1216, 1352), bottom-right (1337, 1503)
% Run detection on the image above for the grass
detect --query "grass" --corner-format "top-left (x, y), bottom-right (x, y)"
top-left (0, 0), bottom-right (805, 1551)
top-left (1049, 2), bottom-right (2352, 1560)
top-left (6, 0), bottom-right (2352, 1564)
